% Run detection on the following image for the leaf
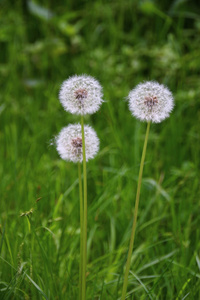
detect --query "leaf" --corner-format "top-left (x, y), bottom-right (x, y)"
top-left (25, 274), bottom-right (49, 300)
top-left (27, 1), bottom-right (54, 20)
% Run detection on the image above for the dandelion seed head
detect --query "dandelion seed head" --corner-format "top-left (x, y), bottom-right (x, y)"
top-left (56, 124), bottom-right (99, 163)
top-left (128, 81), bottom-right (174, 123)
top-left (59, 75), bottom-right (103, 115)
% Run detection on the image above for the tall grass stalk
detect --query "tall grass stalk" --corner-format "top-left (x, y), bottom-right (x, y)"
top-left (78, 162), bottom-right (83, 300)
top-left (121, 121), bottom-right (151, 300)
top-left (81, 115), bottom-right (87, 300)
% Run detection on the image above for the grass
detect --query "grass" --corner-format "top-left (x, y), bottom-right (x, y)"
top-left (0, 0), bottom-right (200, 299)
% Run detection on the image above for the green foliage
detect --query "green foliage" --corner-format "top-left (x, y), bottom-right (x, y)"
top-left (0, 0), bottom-right (200, 299)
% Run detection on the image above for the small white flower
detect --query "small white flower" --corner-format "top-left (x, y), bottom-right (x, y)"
top-left (56, 124), bottom-right (99, 163)
top-left (128, 81), bottom-right (174, 123)
top-left (59, 75), bottom-right (103, 115)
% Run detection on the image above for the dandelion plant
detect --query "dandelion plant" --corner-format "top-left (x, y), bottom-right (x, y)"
top-left (57, 75), bottom-right (103, 300)
top-left (121, 81), bottom-right (174, 300)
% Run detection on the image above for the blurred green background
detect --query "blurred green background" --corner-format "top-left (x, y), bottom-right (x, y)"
top-left (0, 0), bottom-right (200, 299)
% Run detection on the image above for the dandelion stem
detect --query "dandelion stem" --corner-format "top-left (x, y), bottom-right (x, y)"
top-left (81, 115), bottom-right (87, 300)
top-left (78, 162), bottom-right (83, 300)
top-left (121, 121), bottom-right (151, 300)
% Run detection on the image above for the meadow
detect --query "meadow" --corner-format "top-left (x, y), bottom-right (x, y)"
top-left (0, 0), bottom-right (200, 299)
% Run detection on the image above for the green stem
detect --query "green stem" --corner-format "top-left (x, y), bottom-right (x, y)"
top-left (81, 116), bottom-right (87, 300)
top-left (121, 121), bottom-right (151, 300)
top-left (78, 162), bottom-right (83, 300)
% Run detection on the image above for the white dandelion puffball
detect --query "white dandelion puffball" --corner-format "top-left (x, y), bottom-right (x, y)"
top-left (128, 81), bottom-right (174, 123)
top-left (59, 75), bottom-right (103, 115)
top-left (56, 124), bottom-right (99, 163)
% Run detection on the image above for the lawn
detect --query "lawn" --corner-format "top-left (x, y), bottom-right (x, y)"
top-left (0, 0), bottom-right (200, 299)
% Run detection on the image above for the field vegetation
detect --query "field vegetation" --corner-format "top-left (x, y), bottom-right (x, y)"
top-left (0, 0), bottom-right (200, 299)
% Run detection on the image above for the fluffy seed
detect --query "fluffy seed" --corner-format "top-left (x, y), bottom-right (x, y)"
top-left (56, 124), bottom-right (99, 163)
top-left (128, 81), bottom-right (174, 123)
top-left (59, 75), bottom-right (104, 115)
